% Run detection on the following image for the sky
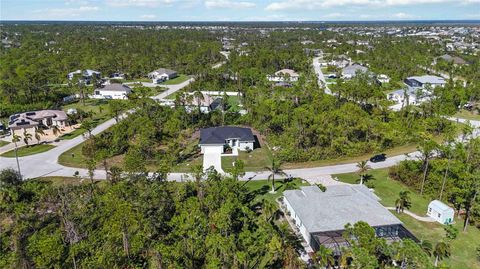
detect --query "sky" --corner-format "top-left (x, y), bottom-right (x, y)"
top-left (1, 0), bottom-right (479, 21)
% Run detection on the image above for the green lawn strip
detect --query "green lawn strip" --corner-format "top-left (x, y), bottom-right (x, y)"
top-left (243, 178), bottom-right (310, 204)
top-left (394, 213), bottom-right (480, 269)
top-left (335, 168), bottom-right (480, 268)
top-left (159, 75), bottom-right (190, 85)
top-left (58, 143), bottom-right (85, 168)
top-left (62, 99), bottom-right (114, 124)
top-left (222, 147), bottom-right (273, 172)
top-left (123, 78), bottom-right (151, 83)
top-left (0, 140), bottom-right (9, 147)
top-left (454, 109), bottom-right (480, 121)
top-left (1, 144), bottom-right (56, 157)
top-left (59, 128), bottom-right (86, 140)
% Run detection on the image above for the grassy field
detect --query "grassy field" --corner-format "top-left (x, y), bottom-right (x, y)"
top-left (244, 178), bottom-right (310, 204)
top-left (334, 168), bottom-right (480, 268)
top-left (57, 143), bottom-right (85, 167)
top-left (160, 75), bottom-right (190, 85)
top-left (222, 147), bottom-right (273, 171)
top-left (1, 144), bottom-right (56, 157)
top-left (454, 109), bottom-right (480, 121)
top-left (59, 127), bottom-right (86, 140)
top-left (62, 99), bottom-right (115, 126)
top-left (0, 140), bottom-right (9, 147)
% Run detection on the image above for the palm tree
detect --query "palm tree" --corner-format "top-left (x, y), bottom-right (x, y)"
top-left (262, 199), bottom-right (278, 221)
top-left (264, 158), bottom-right (287, 193)
top-left (433, 241), bottom-right (450, 267)
top-left (420, 240), bottom-right (433, 256)
top-left (108, 166), bottom-right (123, 184)
top-left (312, 245), bottom-right (334, 268)
top-left (193, 90), bottom-right (204, 114)
top-left (52, 125), bottom-right (62, 137)
top-left (417, 137), bottom-right (437, 195)
top-left (395, 191), bottom-right (411, 213)
top-left (11, 133), bottom-right (22, 177)
top-left (34, 127), bottom-right (45, 145)
top-left (356, 160), bottom-right (371, 185)
top-left (22, 130), bottom-right (32, 146)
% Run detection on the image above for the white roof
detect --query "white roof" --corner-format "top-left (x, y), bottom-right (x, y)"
top-left (284, 185), bottom-right (402, 233)
top-left (428, 200), bottom-right (454, 213)
top-left (274, 69), bottom-right (299, 77)
top-left (408, 75), bottom-right (445, 85)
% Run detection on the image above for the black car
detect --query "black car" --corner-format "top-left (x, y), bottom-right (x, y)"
top-left (370, 153), bottom-right (387, 163)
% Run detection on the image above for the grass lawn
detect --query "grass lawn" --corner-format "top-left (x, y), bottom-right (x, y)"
top-left (244, 178), bottom-right (310, 204)
top-left (1, 144), bottom-right (56, 157)
top-left (59, 127), bottom-right (86, 140)
top-left (159, 75), bottom-right (190, 85)
top-left (0, 140), bottom-right (9, 147)
top-left (222, 146), bottom-right (273, 172)
top-left (123, 78), bottom-right (151, 83)
top-left (62, 99), bottom-right (118, 126)
top-left (57, 143), bottom-right (85, 168)
top-left (454, 109), bottom-right (480, 121)
top-left (334, 168), bottom-right (480, 268)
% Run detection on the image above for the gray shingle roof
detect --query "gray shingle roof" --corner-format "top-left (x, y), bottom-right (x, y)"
top-left (342, 64), bottom-right (368, 76)
top-left (150, 68), bottom-right (177, 75)
top-left (284, 185), bottom-right (401, 233)
top-left (200, 126), bottom-right (254, 144)
top-left (98, 83), bottom-right (132, 92)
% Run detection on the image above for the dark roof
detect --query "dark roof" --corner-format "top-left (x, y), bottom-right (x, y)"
top-left (200, 126), bottom-right (255, 144)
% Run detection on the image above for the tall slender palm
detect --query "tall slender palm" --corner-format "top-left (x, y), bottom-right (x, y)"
top-left (11, 133), bottom-right (22, 177)
top-left (34, 127), bottom-right (45, 145)
top-left (52, 125), bottom-right (62, 137)
top-left (193, 90), bottom-right (204, 114)
top-left (356, 160), bottom-right (371, 185)
top-left (264, 158), bottom-right (287, 193)
top-left (433, 241), bottom-right (450, 267)
top-left (395, 191), bottom-right (411, 213)
top-left (22, 130), bottom-right (32, 146)
top-left (417, 137), bottom-right (437, 195)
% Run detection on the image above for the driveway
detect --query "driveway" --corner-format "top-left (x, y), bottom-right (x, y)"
top-left (202, 146), bottom-right (224, 173)
top-left (313, 56), bottom-right (332, 95)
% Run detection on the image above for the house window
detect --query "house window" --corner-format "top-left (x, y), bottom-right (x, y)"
top-left (438, 213), bottom-right (441, 218)
top-left (428, 208), bottom-right (431, 212)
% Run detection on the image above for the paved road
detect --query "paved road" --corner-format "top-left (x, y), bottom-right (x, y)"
top-left (0, 79), bottom-right (194, 180)
top-left (312, 56), bottom-right (332, 95)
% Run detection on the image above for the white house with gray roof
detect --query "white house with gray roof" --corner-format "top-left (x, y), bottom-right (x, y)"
top-left (341, 64), bottom-right (368, 79)
top-left (199, 126), bottom-right (255, 154)
top-left (282, 185), bottom-right (414, 252)
top-left (94, 83), bottom-right (131, 99)
top-left (404, 75), bottom-right (446, 89)
top-left (148, 68), bottom-right (178, 84)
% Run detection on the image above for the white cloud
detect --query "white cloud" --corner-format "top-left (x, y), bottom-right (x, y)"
top-left (32, 6), bottom-right (99, 19)
top-left (140, 14), bottom-right (157, 19)
top-left (265, 0), bottom-right (477, 11)
top-left (106, 0), bottom-right (181, 7)
top-left (205, 0), bottom-right (256, 9)
top-left (392, 12), bottom-right (417, 19)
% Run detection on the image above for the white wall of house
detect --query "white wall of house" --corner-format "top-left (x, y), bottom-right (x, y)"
top-left (200, 144), bottom-right (224, 154)
top-left (284, 197), bottom-right (311, 246)
top-left (238, 141), bottom-right (254, 151)
top-left (94, 90), bottom-right (129, 100)
top-left (427, 204), bottom-right (454, 225)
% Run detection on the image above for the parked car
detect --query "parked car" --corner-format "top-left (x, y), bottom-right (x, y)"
top-left (370, 153), bottom-right (386, 163)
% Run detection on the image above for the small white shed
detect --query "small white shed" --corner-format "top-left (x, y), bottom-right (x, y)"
top-left (427, 200), bottom-right (454, 225)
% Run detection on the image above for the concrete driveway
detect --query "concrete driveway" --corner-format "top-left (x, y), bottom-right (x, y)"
top-left (202, 146), bottom-right (224, 173)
